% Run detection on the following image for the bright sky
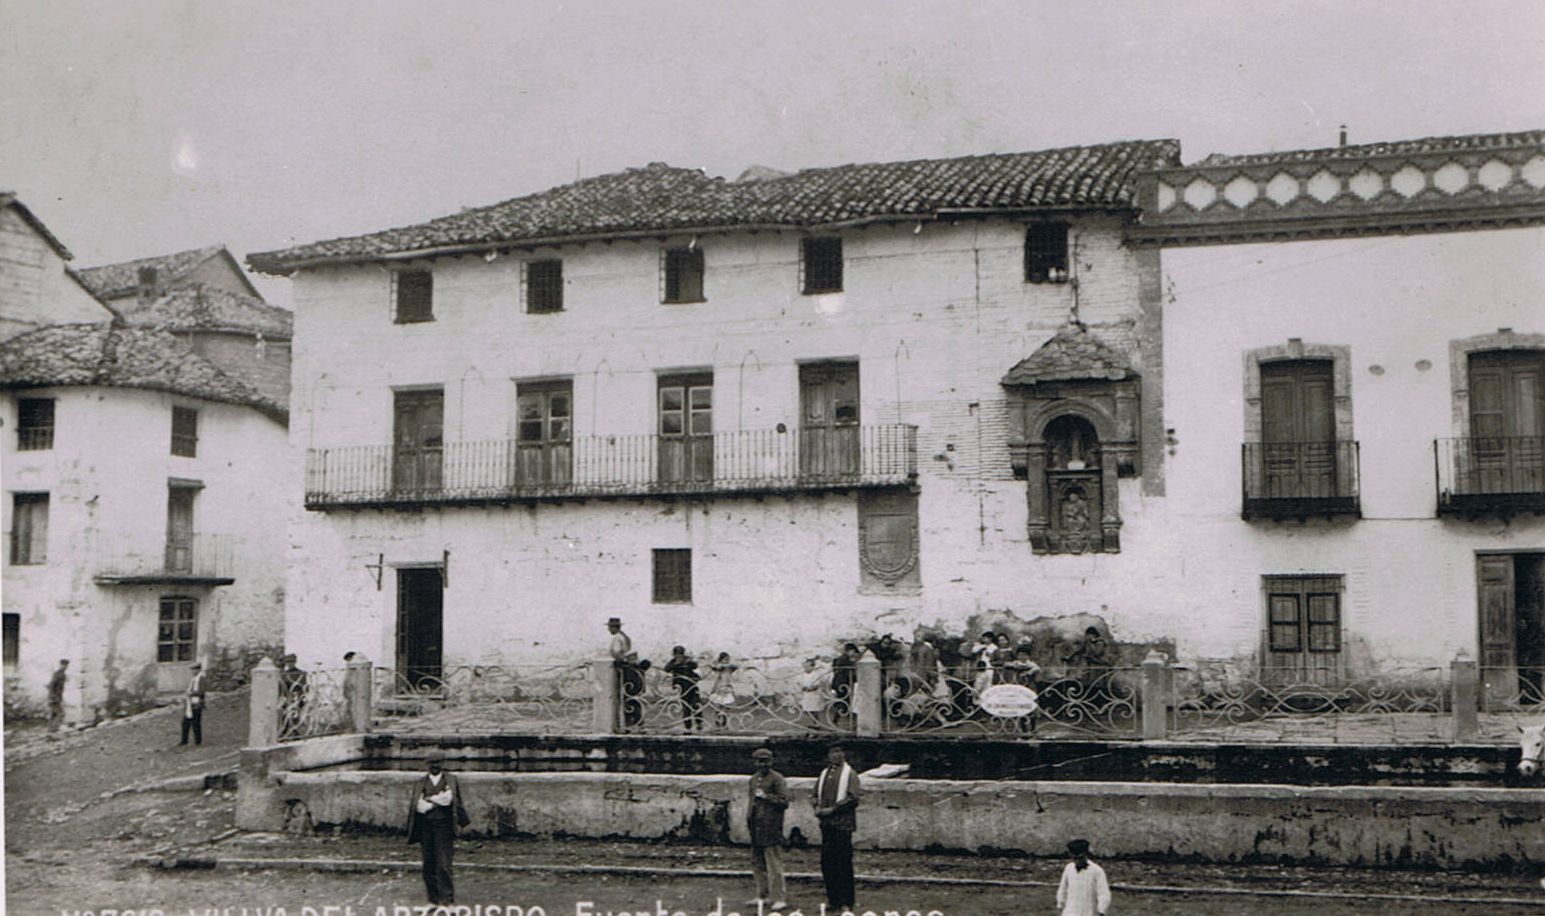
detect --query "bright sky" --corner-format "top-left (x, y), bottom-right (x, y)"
top-left (3, 0), bottom-right (1543, 305)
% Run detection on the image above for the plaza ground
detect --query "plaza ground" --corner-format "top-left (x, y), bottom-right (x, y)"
top-left (7, 690), bottom-right (1545, 915)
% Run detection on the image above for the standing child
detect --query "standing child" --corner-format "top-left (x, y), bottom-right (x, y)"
top-left (1056, 838), bottom-right (1110, 916)
top-left (664, 646), bottom-right (703, 732)
top-left (706, 652), bottom-right (738, 730)
top-left (798, 657), bottom-right (828, 726)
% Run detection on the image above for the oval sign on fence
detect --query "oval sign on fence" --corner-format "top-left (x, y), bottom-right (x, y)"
top-left (978, 684), bottom-right (1038, 718)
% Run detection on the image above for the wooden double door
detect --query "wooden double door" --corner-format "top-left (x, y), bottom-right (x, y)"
top-left (1258, 360), bottom-right (1338, 498)
top-left (1478, 553), bottom-right (1545, 707)
top-left (1466, 351), bottom-right (1545, 494)
top-left (800, 362), bottom-right (859, 478)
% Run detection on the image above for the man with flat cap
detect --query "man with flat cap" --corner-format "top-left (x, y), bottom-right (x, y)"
top-left (1056, 838), bottom-right (1110, 916)
top-left (813, 743), bottom-right (861, 912)
top-left (180, 661), bottom-right (206, 746)
top-left (406, 751), bottom-right (469, 905)
top-left (746, 747), bottom-right (790, 909)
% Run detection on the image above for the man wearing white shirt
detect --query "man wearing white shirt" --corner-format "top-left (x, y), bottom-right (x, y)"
top-left (405, 752), bottom-right (469, 905)
top-left (1056, 838), bottom-right (1110, 916)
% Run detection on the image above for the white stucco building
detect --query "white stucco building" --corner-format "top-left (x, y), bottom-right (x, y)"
top-left (1, 203), bottom-right (292, 721)
top-left (250, 131), bottom-right (1544, 695)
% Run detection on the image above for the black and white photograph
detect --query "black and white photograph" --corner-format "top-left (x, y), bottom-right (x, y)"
top-left (3, 1), bottom-right (1545, 913)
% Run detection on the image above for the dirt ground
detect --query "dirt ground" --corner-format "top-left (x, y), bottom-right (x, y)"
top-left (7, 694), bottom-right (1545, 915)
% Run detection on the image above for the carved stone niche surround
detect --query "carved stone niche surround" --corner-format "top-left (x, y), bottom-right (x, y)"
top-left (1002, 327), bottom-right (1141, 555)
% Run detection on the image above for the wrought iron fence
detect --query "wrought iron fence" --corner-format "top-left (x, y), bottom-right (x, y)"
top-left (371, 663), bottom-right (594, 735)
top-left (279, 667), bottom-right (350, 741)
top-left (305, 425), bottom-right (917, 506)
top-left (1436, 437), bottom-right (1545, 512)
top-left (1172, 665), bottom-right (1449, 739)
top-left (621, 660), bottom-right (853, 735)
top-left (1480, 666), bottom-right (1545, 711)
top-left (881, 667), bottom-right (1140, 738)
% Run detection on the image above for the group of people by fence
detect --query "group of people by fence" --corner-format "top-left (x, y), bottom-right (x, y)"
top-left (609, 616), bottom-right (1121, 735)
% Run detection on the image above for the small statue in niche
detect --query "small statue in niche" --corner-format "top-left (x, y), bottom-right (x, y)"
top-left (1059, 487), bottom-right (1091, 553)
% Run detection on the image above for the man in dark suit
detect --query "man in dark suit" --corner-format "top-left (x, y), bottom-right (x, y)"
top-left (180, 661), bottom-right (206, 746)
top-left (405, 751), bottom-right (470, 905)
top-left (747, 747), bottom-right (789, 909)
top-left (813, 743), bottom-right (862, 912)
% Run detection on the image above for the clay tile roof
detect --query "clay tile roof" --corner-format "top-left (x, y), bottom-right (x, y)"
top-left (248, 140), bottom-right (1181, 274)
top-left (1001, 324), bottom-right (1137, 386)
top-left (76, 245), bottom-right (234, 299)
top-left (0, 323), bottom-right (286, 422)
top-left (117, 284), bottom-right (294, 339)
top-left (1193, 129), bottom-right (1545, 168)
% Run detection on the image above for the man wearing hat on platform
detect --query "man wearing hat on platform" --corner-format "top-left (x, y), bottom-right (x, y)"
top-left (1056, 838), bottom-right (1110, 916)
top-left (813, 743), bottom-right (861, 912)
top-left (180, 661), bottom-right (206, 746)
top-left (406, 751), bottom-right (470, 906)
top-left (746, 747), bottom-right (789, 909)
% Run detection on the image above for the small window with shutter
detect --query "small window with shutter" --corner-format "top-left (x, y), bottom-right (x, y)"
top-left (393, 270), bottom-right (434, 323)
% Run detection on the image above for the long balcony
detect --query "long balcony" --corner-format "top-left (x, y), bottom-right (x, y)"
top-left (305, 425), bottom-right (918, 509)
top-left (93, 532), bottom-right (238, 585)
top-left (1241, 441), bottom-right (1361, 520)
top-left (1436, 437), bottom-right (1545, 517)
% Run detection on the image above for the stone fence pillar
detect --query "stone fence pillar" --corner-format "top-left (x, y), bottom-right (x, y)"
top-left (345, 656), bottom-right (373, 733)
top-left (592, 658), bottom-right (619, 734)
top-left (248, 657), bottom-right (279, 747)
top-left (855, 651), bottom-right (883, 737)
top-left (1451, 650), bottom-right (1478, 742)
top-left (1139, 650), bottom-right (1173, 740)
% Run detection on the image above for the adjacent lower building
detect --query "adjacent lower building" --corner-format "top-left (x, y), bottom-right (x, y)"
top-left (1, 208), bottom-right (292, 721)
top-left (248, 131), bottom-right (1545, 696)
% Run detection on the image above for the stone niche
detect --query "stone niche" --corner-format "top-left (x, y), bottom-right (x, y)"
top-left (1002, 324), bottom-right (1141, 554)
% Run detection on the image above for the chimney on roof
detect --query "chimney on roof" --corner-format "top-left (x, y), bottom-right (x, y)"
top-left (137, 265), bottom-right (161, 305)
top-left (1339, 124), bottom-right (1348, 148)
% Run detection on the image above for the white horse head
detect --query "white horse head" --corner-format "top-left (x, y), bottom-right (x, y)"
top-left (1519, 724), bottom-right (1545, 777)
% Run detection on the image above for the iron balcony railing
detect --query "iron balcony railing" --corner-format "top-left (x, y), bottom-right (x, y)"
top-left (93, 532), bottom-right (238, 583)
top-left (1435, 437), bottom-right (1545, 515)
top-left (306, 424), bottom-right (918, 507)
top-left (1241, 440), bottom-right (1360, 519)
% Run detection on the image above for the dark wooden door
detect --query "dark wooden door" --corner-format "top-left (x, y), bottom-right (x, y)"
top-left (396, 568), bottom-right (444, 689)
top-left (1468, 351), bottom-right (1545, 494)
top-left (1478, 554), bottom-right (1517, 707)
top-left (392, 390), bottom-right (444, 492)
top-left (657, 375), bottom-right (713, 485)
top-left (1517, 554), bottom-right (1545, 704)
top-left (1263, 577), bottom-right (1342, 685)
top-left (165, 486), bottom-right (196, 572)
top-left (800, 362), bottom-right (859, 478)
top-left (515, 382), bottom-right (573, 488)
top-left (1260, 360), bottom-right (1336, 498)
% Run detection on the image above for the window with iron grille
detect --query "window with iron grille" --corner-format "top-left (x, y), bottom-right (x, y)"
top-left (393, 270), bottom-right (434, 323)
top-left (16, 398), bottom-right (54, 451)
top-left (10, 493), bottom-right (48, 565)
top-left (171, 406), bottom-right (199, 457)
top-left (526, 259), bottom-right (564, 313)
top-left (1024, 223), bottom-right (1070, 283)
top-left (652, 548), bottom-right (692, 604)
top-left (1265, 575), bottom-right (1342, 654)
top-left (3, 612), bottom-right (18, 673)
top-left (157, 596), bottom-right (198, 663)
top-left (801, 237), bottom-right (843, 294)
top-left (662, 247), bottom-right (705, 303)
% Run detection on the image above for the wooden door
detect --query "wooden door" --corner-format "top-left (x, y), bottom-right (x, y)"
top-left (799, 362), bottom-right (859, 478)
top-left (1468, 351), bottom-right (1545, 494)
top-left (1478, 554), bottom-right (1518, 707)
top-left (657, 375), bottom-right (713, 484)
top-left (1259, 360), bottom-right (1335, 498)
top-left (1517, 554), bottom-right (1545, 704)
top-left (165, 486), bottom-right (195, 573)
top-left (515, 382), bottom-right (573, 488)
top-left (392, 390), bottom-right (444, 492)
top-left (396, 568), bottom-right (444, 690)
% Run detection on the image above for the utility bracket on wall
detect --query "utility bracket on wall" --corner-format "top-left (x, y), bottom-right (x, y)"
top-left (365, 553), bottom-right (385, 591)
